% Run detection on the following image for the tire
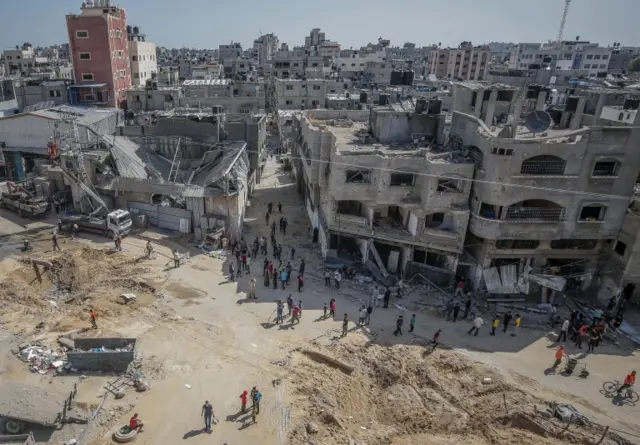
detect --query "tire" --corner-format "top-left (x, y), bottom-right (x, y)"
top-left (3, 418), bottom-right (26, 435)
top-left (628, 390), bottom-right (640, 404)
top-left (603, 381), bottom-right (618, 394)
top-left (113, 425), bottom-right (138, 443)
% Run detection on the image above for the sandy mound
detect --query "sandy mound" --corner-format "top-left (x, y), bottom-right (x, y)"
top-left (0, 247), bottom-right (156, 334)
top-left (285, 343), bottom-right (633, 445)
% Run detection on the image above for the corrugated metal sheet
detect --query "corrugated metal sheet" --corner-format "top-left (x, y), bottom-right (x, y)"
top-left (186, 197), bottom-right (205, 230)
top-left (129, 202), bottom-right (192, 233)
top-left (482, 267), bottom-right (503, 294)
top-left (98, 177), bottom-right (223, 197)
top-left (500, 264), bottom-right (518, 294)
top-left (105, 135), bottom-right (149, 179)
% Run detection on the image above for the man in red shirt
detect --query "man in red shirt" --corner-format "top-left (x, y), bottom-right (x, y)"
top-left (618, 370), bottom-right (636, 395)
top-left (240, 390), bottom-right (248, 412)
top-left (129, 413), bottom-right (143, 431)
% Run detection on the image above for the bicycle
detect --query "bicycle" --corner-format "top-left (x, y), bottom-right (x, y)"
top-left (602, 380), bottom-right (640, 404)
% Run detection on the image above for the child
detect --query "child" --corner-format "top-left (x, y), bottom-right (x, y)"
top-left (432, 329), bottom-right (441, 348)
top-left (323, 302), bottom-right (328, 318)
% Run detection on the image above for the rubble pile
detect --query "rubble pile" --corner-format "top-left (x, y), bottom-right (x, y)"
top-left (286, 343), bottom-right (633, 445)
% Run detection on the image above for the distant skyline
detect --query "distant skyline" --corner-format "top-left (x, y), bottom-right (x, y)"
top-left (1, 0), bottom-right (639, 51)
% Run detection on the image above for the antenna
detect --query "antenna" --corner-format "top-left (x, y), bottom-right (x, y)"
top-left (556, 0), bottom-right (572, 42)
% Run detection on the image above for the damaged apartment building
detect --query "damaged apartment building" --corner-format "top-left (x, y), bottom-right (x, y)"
top-left (450, 81), bottom-right (640, 300)
top-left (291, 98), bottom-right (475, 285)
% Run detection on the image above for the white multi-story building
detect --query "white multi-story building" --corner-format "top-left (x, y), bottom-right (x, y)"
top-left (319, 41), bottom-right (341, 58)
top-left (252, 33), bottom-right (278, 69)
top-left (127, 26), bottom-right (157, 86)
top-left (508, 40), bottom-right (612, 78)
top-left (425, 43), bottom-right (490, 80)
top-left (3, 44), bottom-right (36, 77)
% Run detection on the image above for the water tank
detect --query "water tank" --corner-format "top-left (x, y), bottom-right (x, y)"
top-left (126, 25), bottom-right (132, 34)
top-left (379, 93), bottom-right (389, 106)
top-left (360, 91), bottom-right (368, 103)
top-left (428, 99), bottom-right (442, 115)
top-left (402, 70), bottom-right (415, 86)
top-left (415, 98), bottom-right (427, 114)
top-left (390, 71), bottom-right (403, 86)
top-left (133, 26), bottom-right (140, 35)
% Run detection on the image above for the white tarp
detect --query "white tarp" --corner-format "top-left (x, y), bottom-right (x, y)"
top-left (482, 267), bottom-right (503, 293)
top-left (500, 264), bottom-right (518, 294)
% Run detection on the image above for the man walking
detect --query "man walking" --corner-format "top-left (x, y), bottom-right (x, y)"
top-left (330, 299), bottom-right (336, 318)
top-left (365, 304), bottom-right (373, 325)
top-left (468, 316), bottom-right (483, 336)
top-left (89, 309), bottom-right (98, 329)
top-left (503, 311), bottom-right (513, 333)
top-left (202, 400), bottom-right (214, 432)
top-left (557, 318), bottom-right (569, 342)
top-left (452, 302), bottom-right (461, 322)
top-left (491, 316), bottom-right (499, 336)
top-left (324, 269), bottom-right (332, 286)
top-left (463, 298), bottom-right (472, 320)
top-left (383, 287), bottom-right (391, 308)
top-left (409, 313), bottom-right (416, 333)
top-left (276, 301), bottom-right (284, 324)
top-left (240, 390), bottom-right (248, 412)
top-left (299, 259), bottom-right (306, 276)
top-left (287, 294), bottom-right (294, 316)
top-left (394, 315), bottom-right (404, 336)
top-left (228, 263), bottom-right (235, 282)
top-left (334, 270), bottom-right (341, 289)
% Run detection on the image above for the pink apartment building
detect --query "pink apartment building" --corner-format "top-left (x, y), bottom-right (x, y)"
top-left (66, 1), bottom-right (131, 108)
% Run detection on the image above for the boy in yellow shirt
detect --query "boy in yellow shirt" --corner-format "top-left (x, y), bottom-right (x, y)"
top-left (491, 316), bottom-right (500, 336)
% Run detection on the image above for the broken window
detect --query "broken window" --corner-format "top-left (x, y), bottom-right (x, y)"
top-left (579, 204), bottom-right (607, 221)
top-left (520, 155), bottom-right (566, 175)
top-left (593, 160), bottom-right (619, 176)
top-left (426, 251), bottom-right (448, 269)
top-left (614, 240), bottom-right (627, 256)
top-left (467, 146), bottom-right (483, 170)
top-left (425, 212), bottom-right (445, 228)
top-left (412, 248), bottom-right (426, 263)
top-left (437, 178), bottom-right (463, 193)
top-left (496, 240), bottom-right (540, 249)
top-left (345, 169), bottom-right (371, 183)
top-left (336, 200), bottom-right (363, 216)
top-left (550, 239), bottom-right (598, 250)
top-left (390, 172), bottom-right (415, 187)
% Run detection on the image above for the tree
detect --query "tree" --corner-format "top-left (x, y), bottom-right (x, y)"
top-left (630, 56), bottom-right (640, 72)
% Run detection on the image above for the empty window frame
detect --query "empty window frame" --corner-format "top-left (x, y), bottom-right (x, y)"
top-left (49, 90), bottom-right (61, 98)
top-left (614, 240), bottom-right (627, 256)
top-left (84, 94), bottom-right (96, 102)
top-left (82, 73), bottom-right (94, 81)
top-left (490, 147), bottom-right (514, 156)
top-left (579, 204), bottom-right (607, 221)
top-left (424, 212), bottom-right (445, 228)
top-left (390, 172), bottom-right (415, 187)
top-left (76, 30), bottom-right (89, 39)
top-left (592, 160), bottom-right (619, 176)
top-left (550, 239), bottom-right (598, 250)
top-left (496, 239), bottom-right (540, 249)
top-left (286, 85), bottom-right (294, 90)
top-left (79, 52), bottom-right (91, 60)
top-left (437, 178), bottom-right (463, 192)
top-left (345, 168), bottom-right (371, 183)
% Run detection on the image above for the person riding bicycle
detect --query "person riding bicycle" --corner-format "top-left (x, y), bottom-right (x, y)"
top-left (618, 370), bottom-right (636, 395)
top-left (145, 241), bottom-right (154, 257)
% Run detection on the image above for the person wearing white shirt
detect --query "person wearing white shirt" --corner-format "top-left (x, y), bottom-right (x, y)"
top-left (358, 306), bottom-right (367, 326)
top-left (468, 316), bottom-right (483, 336)
top-left (557, 318), bottom-right (569, 342)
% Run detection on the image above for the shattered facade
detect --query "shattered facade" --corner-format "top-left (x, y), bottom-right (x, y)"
top-left (292, 103), bottom-right (474, 285)
top-left (451, 81), bottom-right (640, 300)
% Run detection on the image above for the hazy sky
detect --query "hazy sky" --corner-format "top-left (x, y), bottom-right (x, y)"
top-left (2, 0), bottom-right (639, 50)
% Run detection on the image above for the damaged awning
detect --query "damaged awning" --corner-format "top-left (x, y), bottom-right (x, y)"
top-left (527, 274), bottom-right (567, 292)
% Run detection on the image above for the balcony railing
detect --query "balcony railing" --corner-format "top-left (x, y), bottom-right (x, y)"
top-left (505, 207), bottom-right (565, 222)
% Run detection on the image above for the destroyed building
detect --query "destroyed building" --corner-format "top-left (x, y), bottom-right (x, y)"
top-left (291, 99), bottom-right (474, 285)
top-left (450, 81), bottom-right (640, 300)
top-left (57, 135), bottom-right (250, 237)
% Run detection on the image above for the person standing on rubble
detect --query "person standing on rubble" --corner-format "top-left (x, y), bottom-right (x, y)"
top-left (173, 249), bottom-right (181, 268)
top-left (342, 313), bottom-right (349, 337)
top-left (330, 298), bottom-right (336, 318)
top-left (89, 309), bottom-right (98, 329)
top-left (52, 231), bottom-right (61, 252)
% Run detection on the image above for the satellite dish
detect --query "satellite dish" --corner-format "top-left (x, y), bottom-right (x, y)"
top-left (524, 110), bottom-right (552, 133)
